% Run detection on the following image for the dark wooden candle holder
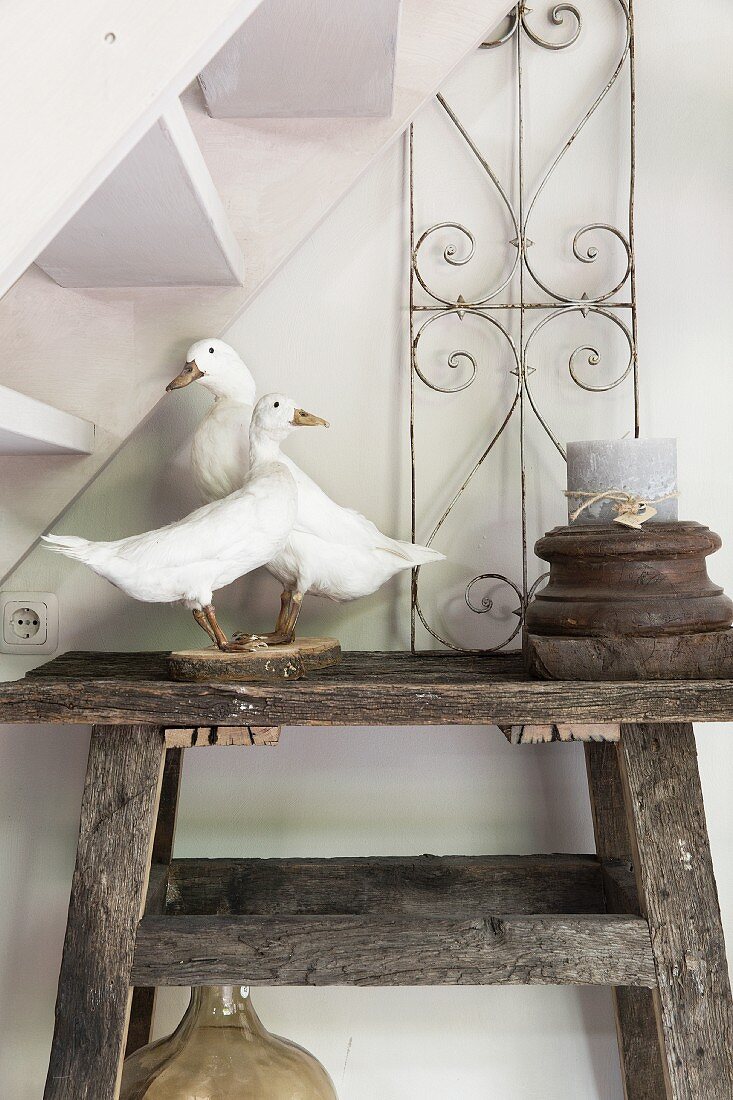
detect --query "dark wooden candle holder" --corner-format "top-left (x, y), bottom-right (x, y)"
top-left (525, 521), bottom-right (733, 680)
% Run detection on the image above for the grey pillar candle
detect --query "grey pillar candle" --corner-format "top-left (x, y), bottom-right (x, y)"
top-left (566, 438), bottom-right (678, 524)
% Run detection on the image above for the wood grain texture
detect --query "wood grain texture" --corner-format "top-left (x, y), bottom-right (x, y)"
top-left (132, 913), bottom-right (656, 987)
top-left (168, 637), bottom-right (341, 682)
top-left (164, 854), bottom-right (607, 917)
top-left (585, 742), bottom-right (667, 1100)
top-left (504, 723), bottom-right (621, 744)
top-left (44, 725), bottom-right (165, 1100)
top-left (527, 523), bottom-right (733, 638)
top-left (618, 723), bottom-right (733, 1099)
top-left (164, 725), bottom-right (281, 747)
top-left (10, 650), bottom-right (733, 726)
top-left (528, 631), bottom-right (733, 682)
top-left (126, 747), bottom-right (183, 1058)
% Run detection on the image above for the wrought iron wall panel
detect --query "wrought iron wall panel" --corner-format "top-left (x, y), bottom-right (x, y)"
top-left (409, 0), bottom-right (638, 652)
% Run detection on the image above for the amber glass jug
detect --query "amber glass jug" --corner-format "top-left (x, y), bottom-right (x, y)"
top-left (120, 986), bottom-right (338, 1099)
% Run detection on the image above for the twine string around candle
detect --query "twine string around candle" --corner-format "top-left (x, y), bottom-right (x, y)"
top-left (564, 489), bottom-right (680, 530)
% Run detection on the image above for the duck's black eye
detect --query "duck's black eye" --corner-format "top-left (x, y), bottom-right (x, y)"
top-left (274, 401), bottom-right (280, 408)
top-left (209, 347), bottom-right (214, 354)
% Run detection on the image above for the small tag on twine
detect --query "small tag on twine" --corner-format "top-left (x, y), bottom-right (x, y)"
top-left (564, 489), bottom-right (679, 530)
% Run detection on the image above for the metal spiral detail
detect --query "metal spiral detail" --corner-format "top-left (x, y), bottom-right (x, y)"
top-left (522, 3), bottom-right (582, 51)
top-left (409, 1), bottom-right (639, 653)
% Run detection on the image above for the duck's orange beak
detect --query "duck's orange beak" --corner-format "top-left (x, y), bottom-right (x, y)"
top-left (166, 361), bottom-right (204, 392)
top-left (291, 408), bottom-right (329, 427)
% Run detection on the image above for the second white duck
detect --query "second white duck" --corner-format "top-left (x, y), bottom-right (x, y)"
top-left (43, 395), bottom-right (325, 650)
top-left (167, 340), bottom-right (445, 643)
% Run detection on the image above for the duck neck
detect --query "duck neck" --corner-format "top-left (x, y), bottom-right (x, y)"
top-left (250, 431), bottom-right (285, 469)
top-left (204, 369), bottom-right (256, 405)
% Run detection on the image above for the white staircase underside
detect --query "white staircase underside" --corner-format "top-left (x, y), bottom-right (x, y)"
top-left (0, 386), bottom-right (94, 456)
top-left (0, 0), bottom-right (265, 300)
top-left (36, 102), bottom-right (244, 289)
top-left (0, 0), bottom-right (511, 585)
top-left (199, 0), bottom-right (401, 118)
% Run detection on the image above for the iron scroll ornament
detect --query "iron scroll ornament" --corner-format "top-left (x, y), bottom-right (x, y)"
top-left (409, 0), bottom-right (639, 653)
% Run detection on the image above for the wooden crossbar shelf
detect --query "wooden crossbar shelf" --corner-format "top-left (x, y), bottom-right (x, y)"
top-left (132, 853), bottom-right (654, 988)
top-left (5, 650), bottom-right (733, 725)
top-left (163, 854), bottom-right (610, 916)
top-left (133, 912), bottom-right (655, 988)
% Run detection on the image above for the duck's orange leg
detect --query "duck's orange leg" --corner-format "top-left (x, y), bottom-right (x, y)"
top-left (251, 591), bottom-right (304, 646)
top-left (193, 608), bottom-right (217, 644)
top-left (232, 589), bottom-right (294, 645)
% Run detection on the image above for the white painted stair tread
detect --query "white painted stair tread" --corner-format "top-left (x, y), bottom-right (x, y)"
top-left (35, 102), bottom-right (243, 289)
top-left (0, 0), bottom-right (510, 585)
top-left (0, 385), bottom-right (94, 456)
top-left (185, 0), bottom-right (511, 312)
top-left (200, 0), bottom-right (401, 118)
top-left (0, 0), bottom-right (266, 299)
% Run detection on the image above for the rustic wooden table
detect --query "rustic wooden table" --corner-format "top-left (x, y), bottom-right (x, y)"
top-left (3, 651), bottom-right (732, 1100)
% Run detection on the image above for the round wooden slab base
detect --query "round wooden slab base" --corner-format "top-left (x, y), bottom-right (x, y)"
top-left (168, 637), bottom-right (341, 683)
top-left (526, 629), bottom-right (733, 681)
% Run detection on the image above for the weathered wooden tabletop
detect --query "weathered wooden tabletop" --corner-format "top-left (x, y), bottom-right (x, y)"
top-left (2, 650), bottom-right (733, 726)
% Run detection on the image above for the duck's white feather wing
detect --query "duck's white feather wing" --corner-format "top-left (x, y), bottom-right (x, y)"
top-left (285, 459), bottom-right (443, 567)
top-left (286, 461), bottom-right (405, 554)
top-left (44, 464), bottom-right (297, 605)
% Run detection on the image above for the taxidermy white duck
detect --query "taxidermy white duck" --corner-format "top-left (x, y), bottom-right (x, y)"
top-left (42, 395), bottom-right (327, 650)
top-left (167, 338), bottom-right (257, 502)
top-left (167, 340), bottom-right (445, 644)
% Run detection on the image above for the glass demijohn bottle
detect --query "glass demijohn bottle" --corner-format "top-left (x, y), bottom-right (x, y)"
top-left (120, 985), bottom-right (338, 1099)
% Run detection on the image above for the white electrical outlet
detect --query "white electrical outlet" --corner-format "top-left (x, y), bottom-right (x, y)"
top-left (1, 592), bottom-right (59, 654)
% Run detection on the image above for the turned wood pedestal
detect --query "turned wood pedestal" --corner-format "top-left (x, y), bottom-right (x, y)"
top-left (526, 522), bottom-right (733, 681)
top-left (3, 651), bottom-right (732, 1099)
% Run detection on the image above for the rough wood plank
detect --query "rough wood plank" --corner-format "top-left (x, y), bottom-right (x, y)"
top-left (29, 649), bottom-right (526, 680)
top-left (504, 723), bottom-right (621, 744)
top-left (141, 862), bottom-right (170, 916)
top-left (9, 651), bottom-right (733, 726)
top-left (165, 854), bottom-right (607, 917)
top-left (132, 913), bottom-right (656, 987)
top-left (126, 746), bottom-right (183, 1058)
top-left (618, 723), bottom-right (733, 1099)
top-left (164, 725), bottom-right (281, 747)
top-left (585, 742), bottom-right (667, 1100)
top-left (44, 725), bottom-right (166, 1100)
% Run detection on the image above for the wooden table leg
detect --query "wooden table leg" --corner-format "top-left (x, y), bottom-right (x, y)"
top-left (618, 723), bottom-right (733, 1100)
top-left (44, 724), bottom-right (166, 1100)
top-left (585, 739), bottom-right (668, 1100)
top-left (126, 746), bottom-right (184, 1056)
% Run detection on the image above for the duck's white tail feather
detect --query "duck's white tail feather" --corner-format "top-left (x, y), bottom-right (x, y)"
top-left (42, 534), bottom-right (97, 561)
top-left (386, 539), bottom-right (446, 566)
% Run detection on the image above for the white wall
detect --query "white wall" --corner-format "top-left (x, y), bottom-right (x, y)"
top-left (1, 3), bottom-right (731, 1096)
